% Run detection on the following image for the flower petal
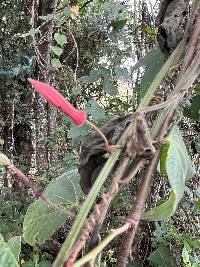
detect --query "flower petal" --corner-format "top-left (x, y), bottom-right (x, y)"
top-left (28, 78), bottom-right (87, 126)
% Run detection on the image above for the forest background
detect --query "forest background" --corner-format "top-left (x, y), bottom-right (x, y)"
top-left (0, 0), bottom-right (199, 267)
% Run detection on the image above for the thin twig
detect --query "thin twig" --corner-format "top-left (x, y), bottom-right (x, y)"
top-left (178, 10), bottom-right (200, 77)
top-left (118, 158), bottom-right (144, 184)
top-left (86, 120), bottom-right (122, 153)
top-left (68, 21), bottom-right (79, 86)
top-left (74, 224), bottom-right (130, 267)
top-left (86, 120), bottom-right (110, 150)
top-left (7, 161), bottom-right (68, 214)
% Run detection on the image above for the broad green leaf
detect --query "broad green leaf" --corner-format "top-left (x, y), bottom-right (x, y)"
top-left (7, 236), bottom-right (21, 261)
top-left (186, 159), bottom-right (196, 181)
top-left (103, 78), bottom-right (118, 96)
top-left (142, 126), bottom-right (195, 220)
top-left (99, 67), bottom-right (110, 77)
top-left (184, 236), bottom-right (200, 250)
top-left (148, 246), bottom-right (173, 267)
top-left (102, 2), bottom-right (119, 18)
top-left (162, 126), bottom-right (195, 195)
top-left (114, 67), bottom-right (130, 81)
top-left (131, 46), bottom-right (164, 96)
top-left (133, 46), bottom-right (164, 96)
top-left (51, 46), bottom-right (63, 57)
top-left (67, 124), bottom-right (90, 140)
top-left (51, 58), bottom-right (62, 69)
top-left (159, 142), bottom-right (170, 175)
top-left (0, 234), bottom-right (19, 267)
top-left (131, 46), bottom-right (164, 72)
top-left (54, 33), bottom-right (67, 46)
top-left (138, 60), bottom-right (164, 97)
top-left (85, 100), bottom-right (105, 121)
top-left (0, 152), bottom-right (9, 165)
top-left (23, 170), bottom-right (83, 245)
top-left (142, 192), bottom-right (177, 220)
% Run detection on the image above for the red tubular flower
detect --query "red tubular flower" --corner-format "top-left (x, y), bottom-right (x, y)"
top-left (28, 78), bottom-right (87, 126)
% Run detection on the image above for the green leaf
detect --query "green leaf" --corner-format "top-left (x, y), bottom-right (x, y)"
top-left (0, 152), bottom-right (9, 165)
top-left (51, 46), bottom-right (64, 57)
top-left (51, 58), bottom-right (62, 69)
top-left (39, 14), bottom-right (54, 21)
top-left (102, 2), bottom-right (119, 18)
top-left (79, 70), bottom-right (100, 84)
top-left (77, 0), bottom-right (87, 4)
top-left (85, 100), bottom-right (105, 121)
top-left (114, 67), bottom-right (130, 81)
top-left (182, 246), bottom-right (190, 264)
top-left (196, 199), bottom-right (200, 211)
top-left (142, 27), bottom-right (156, 39)
top-left (184, 95), bottom-right (200, 121)
top-left (38, 261), bottom-right (52, 267)
top-left (20, 28), bottom-right (41, 38)
top-left (54, 33), bottom-right (67, 46)
top-left (103, 78), bottom-right (118, 96)
top-left (163, 126), bottom-right (195, 195)
top-left (7, 236), bottom-right (21, 261)
top-left (67, 124), bottom-right (90, 141)
top-left (0, 234), bottom-right (19, 267)
top-left (143, 192), bottom-right (178, 220)
top-left (111, 19), bottom-right (127, 31)
top-left (159, 142), bottom-right (170, 175)
top-left (142, 126), bottom-right (195, 220)
top-left (148, 246), bottom-right (173, 267)
top-left (71, 85), bottom-right (82, 96)
top-left (131, 46), bottom-right (164, 97)
top-left (132, 46), bottom-right (163, 71)
top-left (184, 236), bottom-right (200, 250)
top-left (23, 170), bottom-right (83, 245)
top-left (194, 83), bottom-right (200, 95)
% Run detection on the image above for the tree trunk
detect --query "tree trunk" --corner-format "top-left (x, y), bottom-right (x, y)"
top-left (32, 0), bottom-right (58, 176)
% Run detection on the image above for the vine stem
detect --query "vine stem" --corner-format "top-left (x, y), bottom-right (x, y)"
top-left (86, 120), bottom-right (123, 153)
top-left (7, 161), bottom-right (69, 214)
top-left (74, 224), bottom-right (130, 267)
top-left (86, 120), bottom-right (110, 149)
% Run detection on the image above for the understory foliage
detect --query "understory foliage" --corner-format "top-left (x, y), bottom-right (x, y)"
top-left (0, 0), bottom-right (199, 267)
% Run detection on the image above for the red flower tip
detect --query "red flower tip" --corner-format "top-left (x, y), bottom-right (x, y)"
top-left (28, 78), bottom-right (87, 126)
